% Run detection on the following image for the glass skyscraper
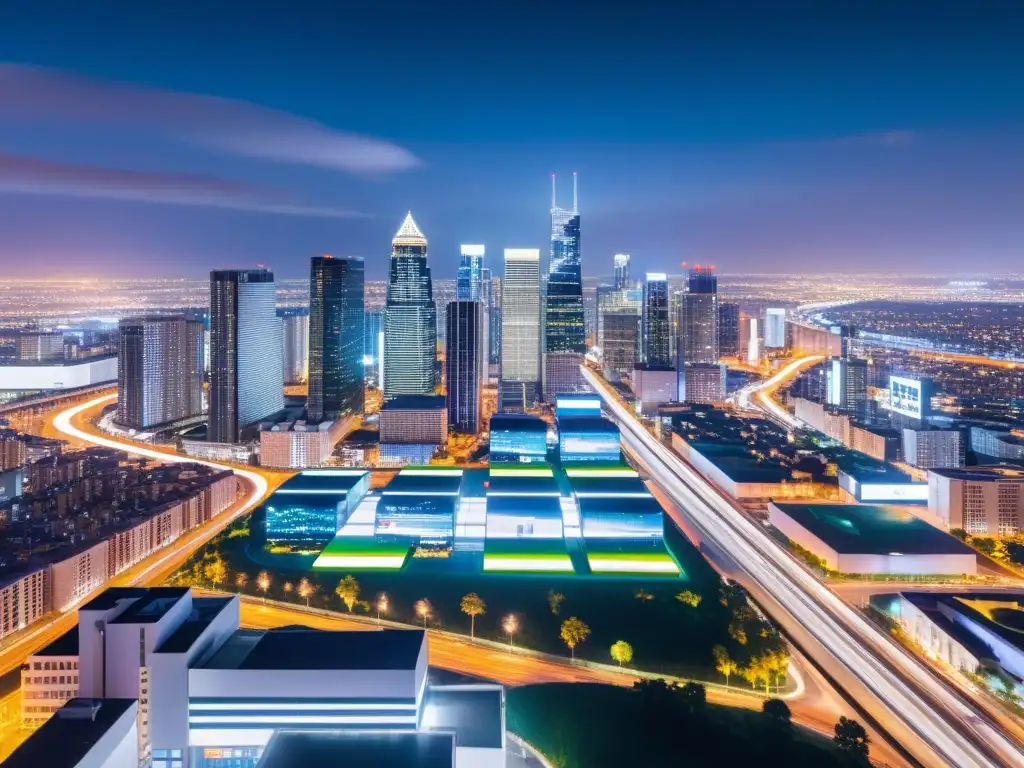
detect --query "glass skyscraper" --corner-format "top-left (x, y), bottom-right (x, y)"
top-left (457, 245), bottom-right (489, 372)
top-left (363, 310), bottom-right (382, 385)
top-left (718, 302), bottom-right (741, 357)
top-left (500, 248), bottom-right (541, 412)
top-left (543, 173), bottom-right (587, 400)
top-left (446, 300), bottom-right (484, 433)
top-left (613, 253), bottom-right (631, 290)
top-left (307, 255), bottom-right (365, 422)
top-left (209, 268), bottom-right (283, 443)
top-left (676, 266), bottom-right (719, 366)
top-left (641, 273), bottom-right (672, 368)
top-left (383, 213), bottom-right (438, 399)
top-left (279, 307), bottom-right (309, 385)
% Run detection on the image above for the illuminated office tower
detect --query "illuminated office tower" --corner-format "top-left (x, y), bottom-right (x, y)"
top-left (543, 173), bottom-right (587, 400)
top-left (765, 307), bottom-right (786, 349)
top-left (741, 314), bottom-right (761, 366)
top-left (117, 316), bottom-right (204, 430)
top-left (500, 249), bottom-right (541, 411)
top-left (613, 253), bottom-right (631, 290)
top-left (208, 268), bottom-right (283, 443)
top-left (641, 273), bottom-right (672, 368)
top-left (383, 212), bottom-right (437, 399)
top-left (480, 266), bottom-right (494, 376)
top-left (446, 300), bottom-right (484, 433)
top-left (363, 310), bottom-right (382, 385)
top-left (457, 244), bottom-right (489, 371)
top-left (602, 312), bottom-right (640, 382)
top-left (307, 256), bottom-right (365, 422)
top-left (718, 302), bottom-right (740, 357)
top-left (279, 308), bottom-right (309, 385)
top-left (676, 265), bottom-right (719, 366)
top-left (828, 358), bottom-right (868, 417)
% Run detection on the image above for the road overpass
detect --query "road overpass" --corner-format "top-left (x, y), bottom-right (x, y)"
top-left (583, 364), bottom-right (1024, 768)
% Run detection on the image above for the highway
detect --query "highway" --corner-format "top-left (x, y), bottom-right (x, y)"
top-left (583, 365), bottom-right (1024, 768)
top-left (733, 354), bottom-right (823, 427)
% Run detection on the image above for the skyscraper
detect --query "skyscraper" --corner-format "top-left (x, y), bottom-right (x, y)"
top-left (500, 249), bottom-right (541, 412)
top-left (446, 300), bottom-right (484, 433)
top-left (383, 213), bottom-right (438, 399)
top-left (457, 245), bottom-right (489, 372)
top-left (765, 308), bottom-right (786, 349)
top-left (641, 273), bottom-right (672, 368)
top-left (307, 256), bottom-right (365, 422)
top-left (613, 253), bottom-right (631, 290)
top-left (718, 302), bottom-right (740, 357)
top-left (117, 316), bottom-right (204, 430)
top-left (676, 265), bottom-right (719, 366)
top-left (363, 310), bottom-right (382, 385)
top-left (480, 265), bottom-right (494, 377)
top-left (209, 268), bottom-right (283, 443)
top-left (488, 273), bottom-right (501, 367)
top-left (602, 312), bottom-right (640, 382)
top-left (279, 308), bottom-right (309, 385)
top-left (543, 173), bottom-right (587, 400)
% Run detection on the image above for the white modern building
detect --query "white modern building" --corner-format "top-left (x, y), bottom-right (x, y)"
top-left (499, 249), bottom-right (541, 411)
top-left (680, 363), bottom-right (726, 404)
top-left (928, 466), bottom-right (1024, 536)
top-left (764, 308), bottom-right (786, 349)
top-left (9, 587), bottom-right (507, 768)
top-left (903, 428), bottom-right (963, 470)
top-left (630, 367), bottom-right (677, 415)
top-left (259, 417), bottom-right (351, 469)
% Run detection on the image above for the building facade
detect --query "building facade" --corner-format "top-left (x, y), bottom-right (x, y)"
top-left (903, 429), bottom-right (963, 470)
top-left (676, 267), bottom-right (719, 365)
top-left (718, 303), bottom-right (740, 357)
top-left (681, 363), bottom-right (726, 403)
top-left (928, 466), bottom-right (1024, 535)
top-left (601, 312), bottom-right (639, 382)
top-left (500, 249), bottom-right (541, 412)
top-left (383, 213), bottom-right (437, 399)
top-left (641, 273), bottom-right (672, 368)
top-left (613, 253), bottom-right (630, 290)
top-left (209, 269), bottom-right (284, 443)
top-left (307, 256), bottom-right (365, 422)
top-left (117, 316), bottom-right (204, 430)
top-left (543, 174), bottom-right (587, 399)
top-left (279, 308), bottom-right (309, 385)
top-left (446, 301), bottom-right (484, 434)
top-left (764, 308), bottom-right (786, 349)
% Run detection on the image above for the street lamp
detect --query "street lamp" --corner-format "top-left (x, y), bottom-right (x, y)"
top-left (257, 571), bottom-right (271, 604)
top-left (502, 614), bottom-right (518, 652)
top-left (377, 593), bottom-right (389, 624)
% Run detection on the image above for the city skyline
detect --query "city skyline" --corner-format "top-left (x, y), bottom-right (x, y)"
top-left (1, 3), bottom-right (1023, 278)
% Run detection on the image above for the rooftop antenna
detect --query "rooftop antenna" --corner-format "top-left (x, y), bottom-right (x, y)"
top-left (551, 174), bottom-right (556, 208)
top-left (573, 172), bottom-right (578, 213)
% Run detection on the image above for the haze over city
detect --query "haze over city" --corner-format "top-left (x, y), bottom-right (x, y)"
top-left (1, 1), bottom-right (1023, 277)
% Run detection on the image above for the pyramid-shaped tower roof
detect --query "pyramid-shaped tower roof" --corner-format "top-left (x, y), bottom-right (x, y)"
top-left (392, 211), bottom-right (427, 247)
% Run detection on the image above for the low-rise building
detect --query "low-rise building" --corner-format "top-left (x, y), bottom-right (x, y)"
top-left (903, 428), bottom-right (963, 470)
top-left (629, 366), bottom-right (677, 415)
top-left (259, 417), bottom-right (352, 469)
top-left (927, 466), bottom-right (1024, 536)
top-left (21, 626), bottom-right (80, 724)
top-left (488, 414), bottom-right (548, 463)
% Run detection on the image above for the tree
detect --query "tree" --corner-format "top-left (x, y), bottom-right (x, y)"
top-left (833, 716), bottom-right (870, 761)
top-left (298, 577), bottom-right (315, 607)
top-left (634, 588), bottom-right (654, 604)
top-left (547, 590), bottom-right (566, 615)
top-left (415, 599), bottom-right (433, 627)
top-left (610, 640), bottom-right (633, 667)
top-left (728, 620), bottom-right (748, 646)
top-left (741, 657), bottom-right (771, 693)
top-left (949, 528), bottom-right (968, 542)
top-left (559, 617), bottom-right (591, 660)
top-left (257, 570), bottom-right (271, 603)
top-left (283, 581), bottom-right (294, 595)
top-left (761, 699), bottom-right (792, 731)
top-left (712, 644), bottom-right (738, 687)
top-left (234, 572), bottom-right (249, 591)
top-left (460, 593), bottom-right (486, 639)
top-left (679, 682), bottom-right (707, 715)
top-left (335, 575), bottom-right (361, 613)
top-left (203, 555), bottom-right (227, 588)
top-left (764, 647), bottom-right (790, 692)
top-left (675, 590), bottom-right (702, 608)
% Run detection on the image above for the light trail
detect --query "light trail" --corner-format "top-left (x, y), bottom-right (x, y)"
top-left (734, 355), bottom-right (822, 428)
top-left (584, 365), bottom-right (1023, 768)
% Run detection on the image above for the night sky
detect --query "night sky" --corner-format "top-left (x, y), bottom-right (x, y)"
top-left (1, 1), bottom-right (1023, 279)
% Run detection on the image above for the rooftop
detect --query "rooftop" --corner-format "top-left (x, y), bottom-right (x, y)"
top-left (422, 686), bottom-right (504, 749)
top-left (489, 414), bottom-right (548, 433)
top-left (107, 588), bottom-right (189, 624)
top-left (259, 731), bottom-right (453, 768)
top-left (556, 415), bottom-right (619, 433)
top-left (3, 698), bottom-right (136, 768)
top-left (381, 395), bottom-right (446, 411)
top-left (929, 466), bottom-right (1024, 482)
top-left (272, 469), bottom-right (369, 495)
top-left (199, 628), bottom-right (425, 671)
top-left (383, 470), bottom-right (463, 496)
top-left (79, 586), bottom-right (182, 613)
top-left (155, 597), bottom-right (235, 654)
top-left (772, 503), bottom-right (977, 556)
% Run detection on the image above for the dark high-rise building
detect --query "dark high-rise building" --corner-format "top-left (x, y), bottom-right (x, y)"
top-left (446, 300), bottom-right (484, 433)
top-left (279, 308), bottom-right (309, 385)
top-left (543, 173), bottom-right (587, 400)
top-left (613, 254), bottom-right (631, 290)
top-left (364, 310), bottom-right (382, 384)
top-left (307, 256), bottom-right (365, 422)
top-left (383, 213), bottom-right (438, 399)
top-left (641, 273), bottom-right (672, 368)
top-left (117, 316), bottom-right (204, 430)
top-left (718, 302), bottom-right (741, 357)
top-left (676, 265), bottom-right (719, 366)
top-left (209, 268), bottom-right (283, 443)
top-left (488, 273), bottom-right (501, 366)
top-left (602, 312), bottom-right (640, 382)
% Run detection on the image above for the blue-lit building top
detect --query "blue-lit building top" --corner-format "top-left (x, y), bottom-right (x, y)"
top-left (485, 464), bottom-right (564, 539)
top-left (265, 470), bottom-right (370, 542)
top-left (557, 415), bottom-right (621, 463)
top-left (554, 394), bottom-right (603, 418)
top-left (489, 414), bottom-right (549, 462)
top-left (563, 466), bottom-right (664, 541)
top-left (376, 468), bottom-right (464, 548)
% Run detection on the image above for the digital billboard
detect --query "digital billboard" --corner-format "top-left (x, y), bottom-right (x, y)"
top-left (858, 483), bottom-right (929, 503)
top-left (889, 375), bottom-right (930, 420)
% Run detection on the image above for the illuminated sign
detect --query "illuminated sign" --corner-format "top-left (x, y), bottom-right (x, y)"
top-left (889, 375), bottom-right (927, 420)
top-left (858, 483), bottom-right (929, 502)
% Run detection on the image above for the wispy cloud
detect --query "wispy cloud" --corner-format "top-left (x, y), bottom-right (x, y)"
top-left (0, 63), bottom-right (420, 174)
top-left (0, 153), bottom-right (368, 218)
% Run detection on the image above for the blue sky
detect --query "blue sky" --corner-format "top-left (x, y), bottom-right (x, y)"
top-left (0, 1), bottom-right (1022, 279)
